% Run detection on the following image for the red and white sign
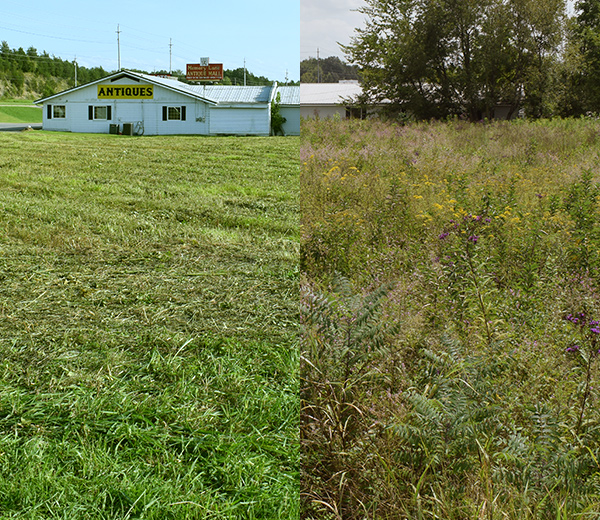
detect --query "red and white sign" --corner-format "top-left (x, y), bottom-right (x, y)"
top-left (186, 63), bottom-right (224, 81)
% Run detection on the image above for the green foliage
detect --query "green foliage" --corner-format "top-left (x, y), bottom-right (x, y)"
top-left (271, 92), bottom-right (287, 136)
top-left (301, 118), bottom-right (600, 518)
top-left (0, 132), bottom-right (300, 518)
top-left (342, 0), bottom-right (565, 120)
top-left (300, 56), bottom-right (359, 83)
top-left (570, 0), bottom-right (600, 112)
top-left (0, 40), bottom-right (108, 98)
top-left (301, 274), bottom-right (399, 518)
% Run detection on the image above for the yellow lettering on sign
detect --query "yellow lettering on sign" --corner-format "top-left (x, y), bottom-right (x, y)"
top-left (98, 85), bottom-right (154, 99)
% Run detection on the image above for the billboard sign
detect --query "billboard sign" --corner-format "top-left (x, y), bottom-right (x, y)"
top-left (186, 63), bottom-right (223, 81)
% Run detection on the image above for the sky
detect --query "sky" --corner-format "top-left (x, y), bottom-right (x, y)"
top-left (302, 0), bottom-right (577, 63)
top-left (0, 0), bottom-right (300, 82)
top-left (301, 0), bottom-right (366, 61)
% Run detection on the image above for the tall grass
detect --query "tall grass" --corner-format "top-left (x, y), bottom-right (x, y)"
top-left (301, 117), bottom-right (600, 519)
top-left (0, 131), bottom-right (299, 519)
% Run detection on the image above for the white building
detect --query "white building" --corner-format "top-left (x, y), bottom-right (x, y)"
top-left (276, 86), bottom-right (301, 136)
top-left (35, 70), bottom-right (299, 136)
top-left (300, 82), bottom-right (367, 119)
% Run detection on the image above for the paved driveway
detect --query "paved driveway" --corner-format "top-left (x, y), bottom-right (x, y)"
top-left (0, 123), bottom-right (42, 132)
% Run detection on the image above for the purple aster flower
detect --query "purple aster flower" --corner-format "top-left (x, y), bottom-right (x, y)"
top-left (439, 232), bottom-right (450, 240)
top-left (566, 345), bottom-right (581, 352)
top-left (468, 235), bottom-right (479, 244)
top-left (591, 327), bottom-right (600, 334)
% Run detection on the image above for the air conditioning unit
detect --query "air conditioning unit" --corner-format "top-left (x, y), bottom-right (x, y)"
top-left (109, 124), bottom-right (119, 134)
top-left (122, 123), bottom-right (134, 136)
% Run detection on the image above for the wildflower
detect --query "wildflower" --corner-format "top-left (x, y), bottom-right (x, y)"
top-left (468, 235), bottom-right (479, 244)
top-left (591, 326), bottom-right (600, 334)
top-left (439, 232), bottom-right (450, 240)
top-left (566, 345), bottom-right (581, 352)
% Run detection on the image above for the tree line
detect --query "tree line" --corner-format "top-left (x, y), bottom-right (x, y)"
top-left (0, 40), bottom-right (296, 99)
top-left (300, 56), bottom-right (360, 83)
top-left (0, 41), bottom-right (108, 97)
top-left (339, 0), bottom-right (600, 120)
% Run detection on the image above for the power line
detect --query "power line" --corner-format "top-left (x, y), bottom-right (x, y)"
top-left (0, 24), bottom-right (111, 45)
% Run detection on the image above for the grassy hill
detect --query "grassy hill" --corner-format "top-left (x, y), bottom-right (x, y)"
top-left (0, 131), bottom-right (299, 518)
top-left (0, 72), bottom-right (71, 101)
top-left (0, 100), bottom-right (42, 123)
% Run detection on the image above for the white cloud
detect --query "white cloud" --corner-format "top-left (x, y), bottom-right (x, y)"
top-left (301, 0), bottom-right (366, 60)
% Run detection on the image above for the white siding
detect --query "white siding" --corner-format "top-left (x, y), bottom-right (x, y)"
top-left (209, 107), bottom-right (270, 135)
top-left (41, 78), bottom-right (211, 135)
top-left (38, 71), bottom-right (299, 136)
top-left (301, 105), bottom-right (347, 120)
top-left (280, 107), bottom-right (300, 135)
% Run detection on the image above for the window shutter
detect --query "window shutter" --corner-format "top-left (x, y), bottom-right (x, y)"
top-left (47, 105), bottom-right (52, 119)
top-left (181, 106), bottom-right (186, 121)
top-left (107, 106), bottom-right (112, 120)
top-left (89, 106), bottom-right (93, 120)
top-left (162, 106), bottom-right (167, 121)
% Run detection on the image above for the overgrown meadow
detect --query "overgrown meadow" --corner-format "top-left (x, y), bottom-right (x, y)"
top-left (301, 118), bottom-right (600, 519)
top-left (0, 131), bottom-right (299, 519)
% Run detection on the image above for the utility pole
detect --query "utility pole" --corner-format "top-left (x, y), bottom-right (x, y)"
top-left (244, 58), bottom-right (246, 86)
top-left (317, 47), bottom-right (320, 83)
top-left (285, 69), bottom-right (288, 85)
top-left (116, 24), bottom-right (121, 70)
top-left (73, 56), bottom-right (78, 87)
top-left (169, 38), bottom-right (172, 74)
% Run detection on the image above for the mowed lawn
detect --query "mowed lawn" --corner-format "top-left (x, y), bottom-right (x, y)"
top-left (0, 132), bottom-right (299, 518)
top-left (0, 102), bottom-right (42, 123)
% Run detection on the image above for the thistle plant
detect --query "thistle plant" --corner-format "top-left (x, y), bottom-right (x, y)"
top-left (563, 312), bottom-right (600, 436)
top-left (437, 213), bottom-right (496, 345)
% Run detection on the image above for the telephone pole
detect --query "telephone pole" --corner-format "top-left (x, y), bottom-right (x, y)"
top-left (169, 38), bottom-right (172, 74)
top-left (244, 58), bottom-right (246, 86)
top-left (73, 56), bottom-right (78, 87)
top-left (317, 47), bottom-right (320, 83)
top-left (116, 24), bottom-right (121, 70)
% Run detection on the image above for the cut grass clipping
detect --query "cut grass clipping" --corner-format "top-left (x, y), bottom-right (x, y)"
top-left (0, 131), bottom-right (299, 519)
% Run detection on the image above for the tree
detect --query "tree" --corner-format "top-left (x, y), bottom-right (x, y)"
top-left (570, 0), bottom-right (600, 112)
top-left (271, 92), bottom-right (287, 135)
top-left (343, 0), bottom-right (566, 120)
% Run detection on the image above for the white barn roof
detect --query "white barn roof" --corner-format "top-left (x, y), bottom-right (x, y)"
top-left (275, 86), bottom-right (300, 106)
top-left (35, 70), bottom-right (285, 106)
top-left (300, 83), bottom-right (362, 105)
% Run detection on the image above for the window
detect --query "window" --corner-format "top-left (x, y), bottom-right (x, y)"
top-left (94, 106), bottom-right (107, 120)
top-left (47, 105), bottom-right (66, 119)
top-left (162, 106), bottom-right (186, 121)
top-left (88, 105), bottom-right (112, 121)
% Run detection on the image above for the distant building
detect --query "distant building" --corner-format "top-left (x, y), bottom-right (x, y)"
top-left (300, 82), bottom-right (377, 119)
top-left (35, 70), bottom-right (299, 136)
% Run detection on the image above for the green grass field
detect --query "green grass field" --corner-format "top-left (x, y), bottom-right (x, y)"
top-left (0, 132), bottom-right (299, 518)
top-left (0, 101), bottom-right (42, 123)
